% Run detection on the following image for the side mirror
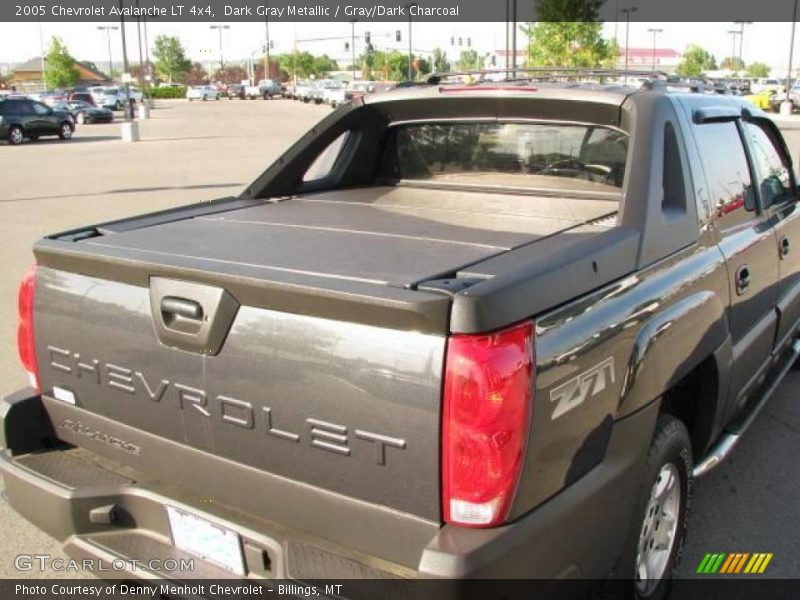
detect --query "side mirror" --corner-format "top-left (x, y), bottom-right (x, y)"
top-left (744, 185), bottom-right (757, 212)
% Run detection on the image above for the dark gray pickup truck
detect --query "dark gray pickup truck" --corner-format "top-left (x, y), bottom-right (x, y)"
top-left (2, 72), bottom-right (799, 599)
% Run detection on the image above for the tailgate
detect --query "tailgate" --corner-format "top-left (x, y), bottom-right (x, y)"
top-left (30, 186), bottom-right (617, 524)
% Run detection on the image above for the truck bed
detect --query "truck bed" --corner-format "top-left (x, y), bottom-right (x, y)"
top-left (73, 185), bottom-right (617, 287)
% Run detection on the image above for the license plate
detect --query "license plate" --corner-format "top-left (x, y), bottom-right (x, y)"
top-left (166, 506), bottom-right (245, 575)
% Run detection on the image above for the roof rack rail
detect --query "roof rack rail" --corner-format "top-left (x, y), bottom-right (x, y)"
top-left (425, 67), bottom-right (671, 85)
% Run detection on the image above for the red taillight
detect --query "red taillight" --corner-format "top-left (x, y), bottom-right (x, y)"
top-left (442, 321), bottom-right (534, 527)
top-left (17, 264), bottom-right (39, 391)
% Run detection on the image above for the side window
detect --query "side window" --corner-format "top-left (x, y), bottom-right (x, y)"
top-left (743, 121), bottom-right (792, 208)
top-left (32, 102), bottom-right (50, 116)
top-left (303, 131), bottom-right (350, 182)
top-left (693, 121), bottom-right (755, 229)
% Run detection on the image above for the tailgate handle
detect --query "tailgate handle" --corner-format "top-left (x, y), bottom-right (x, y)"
top-left (161, 296), bottom-right (204, 320)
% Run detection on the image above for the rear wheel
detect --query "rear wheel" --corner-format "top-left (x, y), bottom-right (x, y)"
top-left (59, 122), bottom-right (74, 140)
top-left (8, 125), bottom-right (24, 145)
top-left (76, 112), bottom-right (86, 125)
top-left (609, 414), bottom-right (691, 600)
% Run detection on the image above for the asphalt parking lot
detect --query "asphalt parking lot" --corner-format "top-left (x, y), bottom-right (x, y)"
top-left (0, 99), bottom-right (799, 586)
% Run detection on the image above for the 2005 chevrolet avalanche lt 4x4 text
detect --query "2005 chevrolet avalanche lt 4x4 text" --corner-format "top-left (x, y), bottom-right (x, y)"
top-left (2, 70), bottom-right (799, 599)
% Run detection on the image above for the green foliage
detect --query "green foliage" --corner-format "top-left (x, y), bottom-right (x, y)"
top-left (272, 52), bottom-right (337, 79)
top-left (44, 37), bottom-right (80, 89)
top-left (364, 50), bottom-right (424, 81)
top-left (432, 48), bottom-right (450, 73)
top-left (152, 35), bottom-right (191, 83)
top-left (746, 62), bottom-right (771, 78)
top-left (147, 86), bottom-right (187, 99)
top-left (523, 0), bottom-right (615, 68)
top-left (524, 22), bottom-right (616, 68)
top-left (720, 57), bottom-right (745, 72)
top-left (676, 45), bottom-right (717, 77)
top-left (457, 49), bottom-right (484, 71)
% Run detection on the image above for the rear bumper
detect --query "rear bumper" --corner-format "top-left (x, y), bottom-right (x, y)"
top-left (0, 390), bottom-right (653, 597)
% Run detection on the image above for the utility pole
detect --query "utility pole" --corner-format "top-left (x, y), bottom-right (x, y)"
top-left (783, 0), bottom-right (798, 114)
top-left (264, 1), bottom-right (271, 81)
top-left (98, 25), bottom-right (119, 81)
top-left (511, 0), bottom-right (517, 77)
top-left (620, 6), bottom-right (638, 83)
top-left (134, 0), bottom-right (144, 89)
top-left (734, 21), bottom-right (753, 68)
top-left (143, 16), bottom-right (150, 80)
top-left (407, 3), bottom-right (417, 80)
top-left (647, 28), bottom-right (663, 72)
top-left (118, 0), bottom-right (131, 122)
top-left (727, 30), bottom-right (741, 73)
top-left (210, 25), bottom-right (230, 71)
top-left (350, 19), bottom-right (357, 80)
top-left (38, 20), bottom-right (46, 90)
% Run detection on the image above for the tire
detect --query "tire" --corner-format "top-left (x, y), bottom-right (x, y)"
top-left (115, 101), bottom-right (122, 110)
top-left (8, 125), bottom-right (25, 145)
top-left (59, 122), bottom-right (74, 140)
top-left (76, 112), bottom-right (86, 125)
top-left (607, 414), bottom-right (692, 600)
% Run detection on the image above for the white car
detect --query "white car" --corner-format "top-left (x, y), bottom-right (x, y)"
top-left (94, 86), bottom-right (143, 110)
top-left (322, 81), bottom-right (346, 107)
top-left (187, 85), bottom-right (219, 101)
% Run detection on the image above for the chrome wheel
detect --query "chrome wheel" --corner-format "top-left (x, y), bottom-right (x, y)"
top-left (60, 123), bottom-right (73, 139)
top-left (77, 112), bottom-right (86, 125)
top-left (9, 126), bottom-right (24, 145)
top-left (635, 463), bottom-right (681, 596)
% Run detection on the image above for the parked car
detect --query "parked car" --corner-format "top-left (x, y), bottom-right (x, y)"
top-left (743, 89), bottom-right (778, 111)
top-left (772, 85), bottom-right (800, 111)
top-left (322, 80), bottom-right (346, 107)
top-left (345, 80), bottom-right (374, 102)
top-left (225, 84), bottom-right (245, 99)
top-left (245, 79), bottom-right (281, 99)
top-left (292, 80), bottom-right (314, 102)
top-left (53, 100), bottom-right (113, 125)
top-left (0, 98), bottom-right (74, 144)
top-left (37, 90), bottom-right (67, 106)
top-left (67, 91), bottom-right (96, 106)
top-left (7, 74), bottom-right (800, 598)
top-left (95, 87), bottom-right (143, 110)
top-left (187, 85), bottom-right (219, 101)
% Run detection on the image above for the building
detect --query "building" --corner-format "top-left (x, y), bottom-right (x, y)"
top-left (488, 49), bottom-right (527, 69)
top-left (9, 58), bottom-right (111, 93)
top-left (617, 48), bottom-right (682, 73)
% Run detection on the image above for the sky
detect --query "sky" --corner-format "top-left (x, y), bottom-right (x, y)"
top-left (0, 21), bottom-right (797, 74)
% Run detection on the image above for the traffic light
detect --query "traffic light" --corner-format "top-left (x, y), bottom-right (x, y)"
top-left (365, 31), bottom-right (371, 44)
top-left (262, 44), bottom-right (267, 53)
top-left (491, 55), bottom-right (496, 66)
top-left (345, 42), bottom-right (350, 51)
top-left (396, 30), bottom-right (401, 42)
top-left (458, 37), bottom-right (463, 46)
top-left (270, 40), bottom-right (275, 49)
top-left (450, 36), bottom-right (455, 45)
top-left (467, 38), bottom-right (472, 47)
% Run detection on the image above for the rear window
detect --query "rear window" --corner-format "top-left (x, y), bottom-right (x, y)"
top-left (382, 122), bottom-right (628, 194)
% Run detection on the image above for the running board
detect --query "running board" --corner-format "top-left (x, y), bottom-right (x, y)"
top-left (693, 338), bottom-right (800, 478)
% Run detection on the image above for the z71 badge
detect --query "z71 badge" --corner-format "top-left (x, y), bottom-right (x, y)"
top-left (550, 357), bottom-right (615, 420)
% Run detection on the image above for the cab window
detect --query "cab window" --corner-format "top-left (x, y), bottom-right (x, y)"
top-left (743, 120), bottom-right (793, 208)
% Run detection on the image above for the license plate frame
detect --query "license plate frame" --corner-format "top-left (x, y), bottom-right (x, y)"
top-left (166, 506), bottom-right (246, 576)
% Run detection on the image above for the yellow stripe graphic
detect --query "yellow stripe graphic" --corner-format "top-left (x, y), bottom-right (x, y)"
top-left (758, 553), bottom-right (773, 573)
top-left (744, 554), bottom-right (760, 573)
top-left (750, 554), bottom-right (767, 573)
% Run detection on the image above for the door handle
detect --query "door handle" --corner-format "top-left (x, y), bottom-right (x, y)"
top-left (780, 236), bottom-right (791, 259)
top-left (735, 265), bottom-right (751, 295)
top-left (161, 296), bottom-right (204, 320)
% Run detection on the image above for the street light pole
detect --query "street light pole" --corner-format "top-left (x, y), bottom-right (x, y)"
top-left (210, 25), bottom-right (230, 71)
top-left (784, 0), bottom-right (798, 114)
top-left (406, 3), bottom-right (417, 80)
top-left (647, 28), bottom-right (663, 72)
top-left (118, 1), bottom-right (131, 122)
top-left (727, 30), bottom-right (741, 74)
top-left (97, 26), bottom-right (119, 80)
top-left (620, 6), bottom-right (638, 83)
top-left (350, 19), bottom-right (357, 80)
top-left (264, 1), bottom-right (271, 81)
top-left (734, 21), bottom-right (753, 68)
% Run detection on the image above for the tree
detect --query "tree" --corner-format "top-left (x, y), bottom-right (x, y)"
top-left (213, 64), bottom-right (248, 84)
top-left (44, 37), bottom-right (80, 89)
top-left (720, 57), bottom-right (745, 72)
top-left (457, 49), bottom-right (484, 71)
top-left (746, 62), bottom-right (771, 78)
top-left (312, 55), bottom-right (338, 77)
top-left (181, 62), bottom-right (208, 86)
top-left (676, 45), bottom-right (717, 77)
top-left (152, 35), bottom-right (191, 83)
top-left (523, 0), bottom-right (616, 68)
top-left (432, 48), bottom-right (450, 73)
